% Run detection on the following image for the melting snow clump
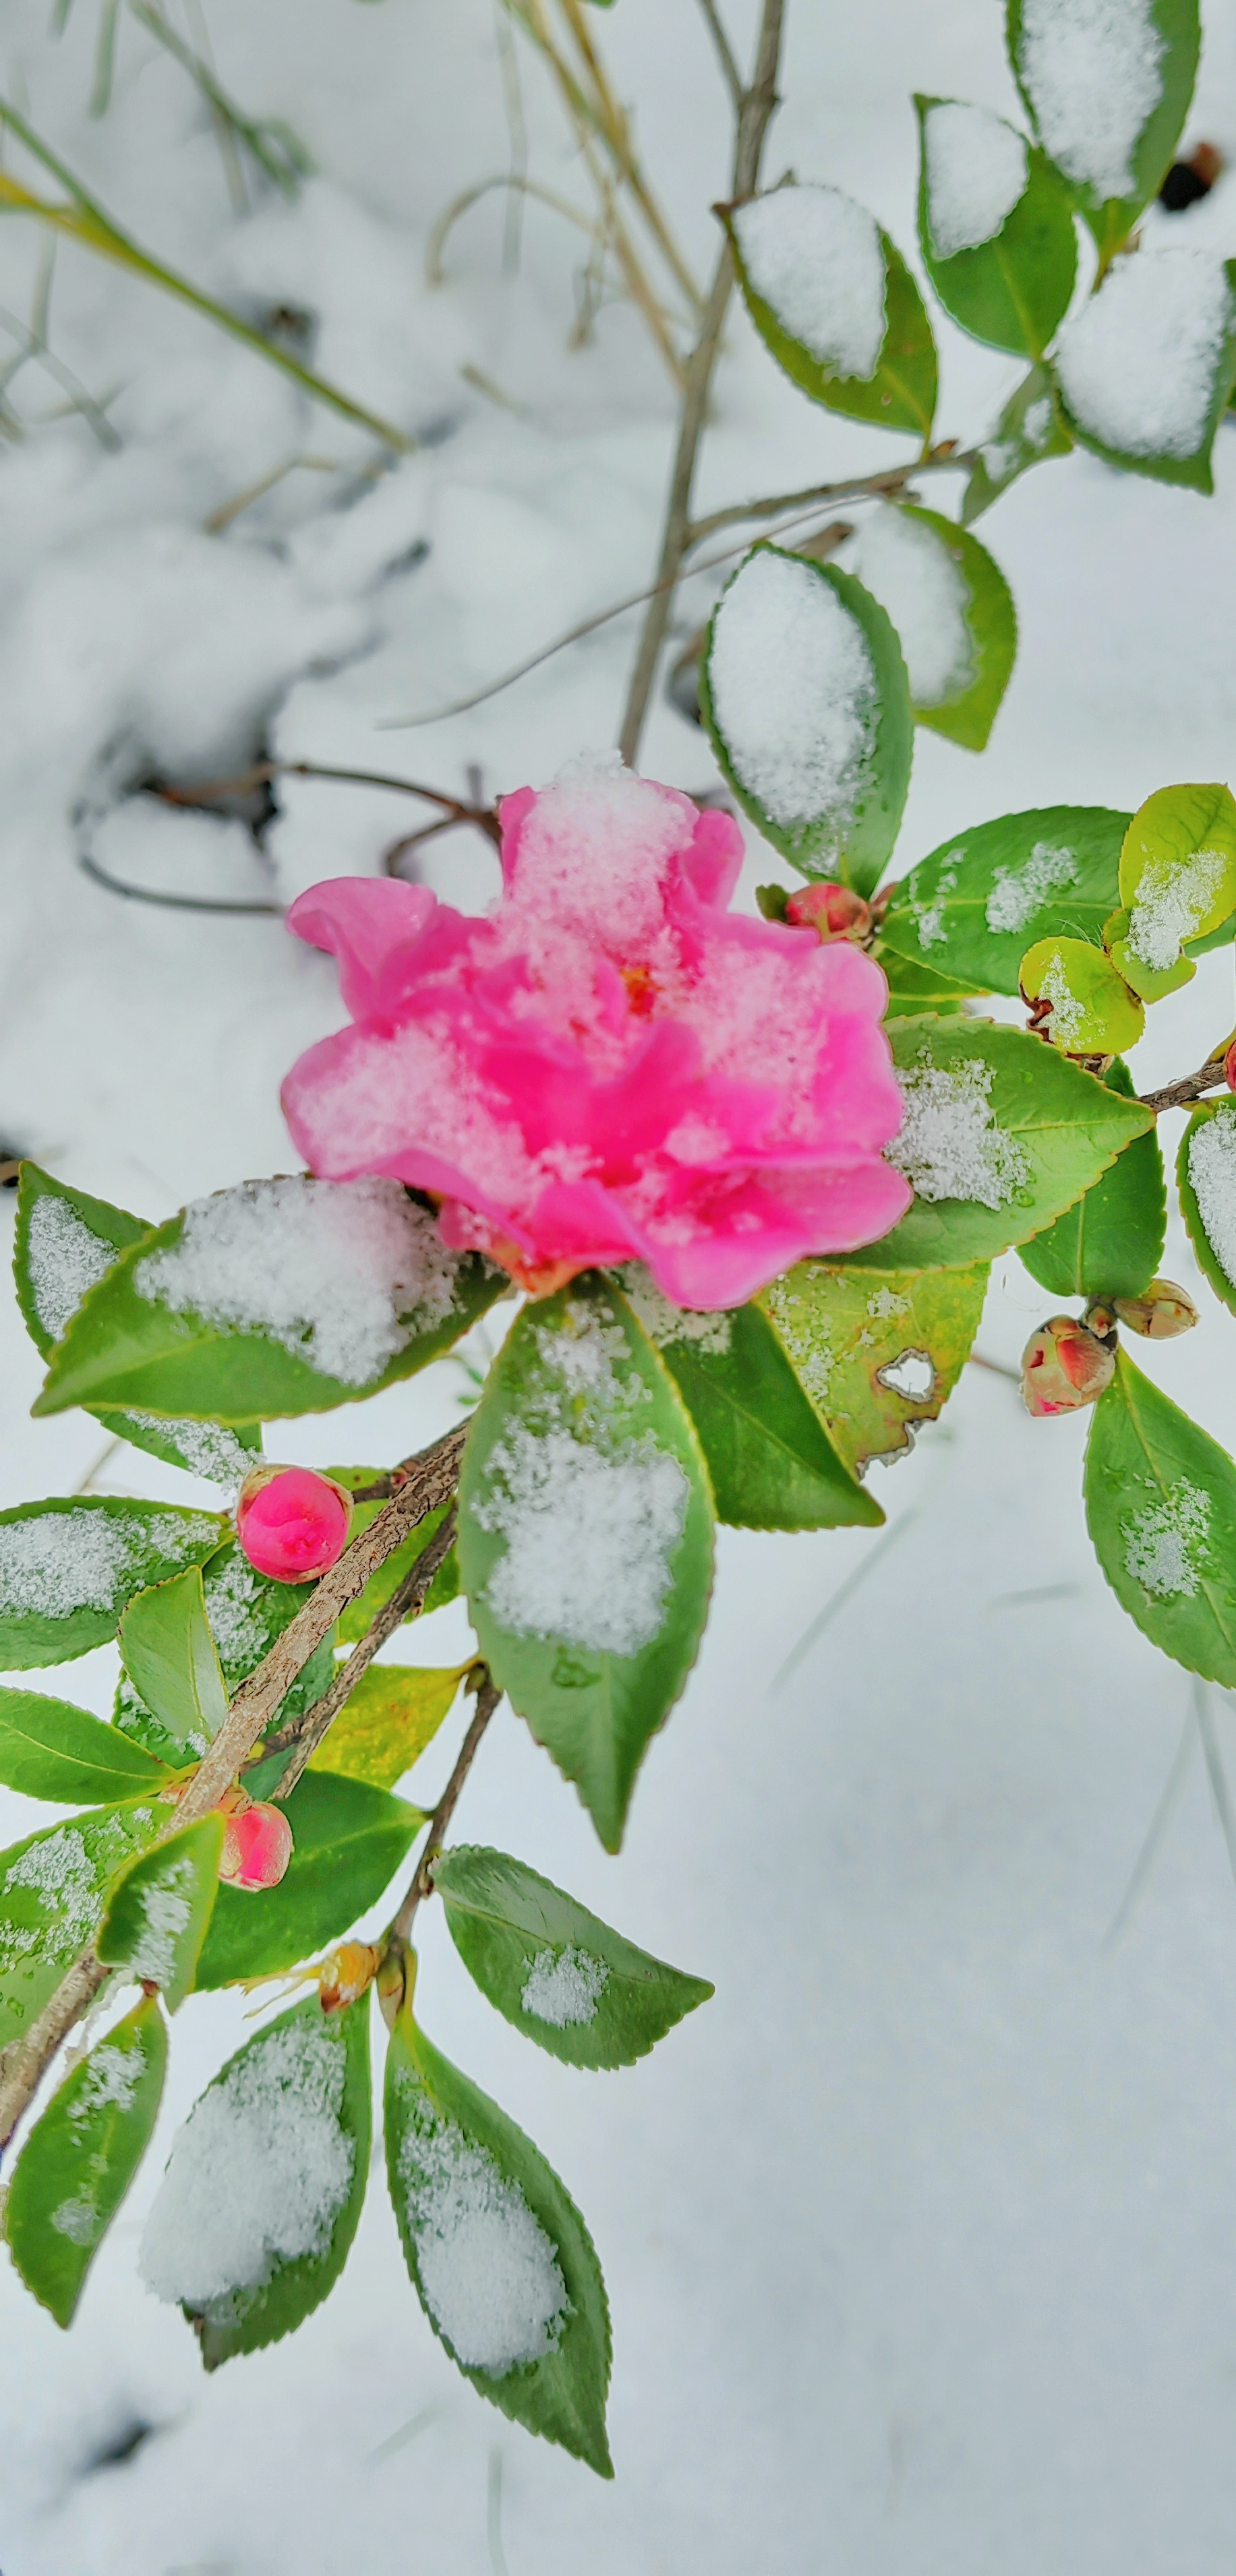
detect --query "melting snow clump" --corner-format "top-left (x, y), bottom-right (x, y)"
top-left (708, 549), bottom-right (877, 856)
top-left (889, 1060), bottom-right (1030, 1207)
top-left (985, 842), bottom-right (1078, 935)
top-left (924, 102), bottom-right (1028, 260)
top-left (1055, 255), bottom-right (1233, 462)
top-left (1187, 1105), bottom-right (1236, 1286)
top-left (618, 1264), bottom-right (733, 1356)
top-left (125, 1412), bottom-right (254, 1496)
top-left (522, 1945), bottom-right (609, 2027)
top-left (852, 508), bottom-right (972, 707)
top-left (136, 1176), bottom-right (461, 1387)
top-left (1127, 847), bottom-right (1229, 971)
top-left (1123, 1482), bottom-right (1210, 1598)
top-left (1016, 0), bottom-right (1164, 201)
top-left (125, 1853), bottom-right (198, 1987)
top-left (911, 852), bottom-right (962, 950)
top-left (763, 1269), bottom-right (836, 1410)
top-left (395, 2081), bottom-right (567, 2373)
top-left (52, 2036), bottom-right (149, 2246)
top-left (732, 184), bottom-right (887, 380)
top-left (141, 2016), bottom-right (353, 2312)
top-left (0, 1505), bottom-right (218, 1623)
top-left (25, 1195), bottom-right (116, 1342)
top-left (1035, 949), bottom-right (1087, 1051)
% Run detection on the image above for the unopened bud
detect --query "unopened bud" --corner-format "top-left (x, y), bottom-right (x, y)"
top-left (1111, 1278), bottom-right (1200, 1339)
top-left (319, 1940), bottom-right (384, 2014)
top-left (219, 1799), bottom-right (293, 1891)
top-left (236, 1464), bottom-right (353, 1583)
top-left (1021, 1315), bottom-right (1116, 1416)
top-left (785, 882), bottom-right (873, 942)
top-left (1225, 1040), bottom-right (1236, 1091)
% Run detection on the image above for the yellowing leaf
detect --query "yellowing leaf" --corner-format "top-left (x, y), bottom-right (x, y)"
top-left (1018, 934), bottom-right (1144, 1053)
top-left (761, 1262), bottom-right (989, 1476)
top-left (1117, 784), bottom-right (1236, 982)
top-left (308, 1663), bottom-right (470, 1791)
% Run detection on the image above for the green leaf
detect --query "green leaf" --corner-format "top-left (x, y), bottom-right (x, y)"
top-left (761, 1260), bottom-right (989, 1476)
top-left (1084, 1350), bottom-right (1236, 1683)
top-left (0, 1497), bottom-right (229, 1672)
top-left (433, 1845), bottom-right (713, 2071)
top-left (878, 805), bottom-right (1129, 994)
top-left (614, 1271), bottom-right (881, 1530)
top-left (192, 1770), bottom-right (421, 1988)
top-left (725, 185), bottom-right (937, 439)
top-left (119, 1566), bottom-right (229, 1754)
top-left (307, 1662), bottom-right (469, 1791)
top-left (4, 1996), bottom-right (167, 2327)
top-left (1008, 0), bottom-right (1200, 263)
top-left (330, 1476), bottom-right (459, 1643)
top-left (384, 2007), bottom-right (612, 2475)
top-left (838, 1016), bottom-right (1154, 1272)
top-left (1021, 1058), bottom-right (1165, 1297)
top-left (1117, 785), bottom-right (1236, 976)
top-left (0, 1800), bottom-right (166, 2047)
top-left (1055, 253), bottom-right (1236, 493)
top-left (145, 1995), bottom-right (371, 2368)
top-left (1177, 1097), bottom-right (1236, 1321)
top-left (1018, 933), bottom-right (1145, 1052)
top-left (915, 94), bottom-right (1076, 357)
top-left (701, 544), bottom-right (914, 895)
top-left (96, 1816), bottom-right (224, 2011)
top-left (962, 363), bottom-right (1072, 522)
top-left (13, 1164), bottom-right (262, 1485)
top-left (0, 1688), bottom-right (173, 1803)
top-left (852, 503), bottom-right (1017, 752)
top-left (111, 1540), bottom-right (327, 1769)
top-left (1102, 907), bottom-right (1196, 1005)
top-left (874, 940), bottom-right (972, 1018)
top-left (457, 1273), bottom-right (714, 1853)
top-left (32, 1176), bottom-right (504, 1425)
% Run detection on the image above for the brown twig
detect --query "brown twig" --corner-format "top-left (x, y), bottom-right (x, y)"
top-left (390, 1671), bottom-right (502, 1942)
top-left (1138, 1056), bottom-right (1231, 1114)
top-left (683, 446), bottom-right (974, 548)
top-left (156, 757), bottom-right (504, 845)
top-left (263, 1506), bottom-right (459, 1799)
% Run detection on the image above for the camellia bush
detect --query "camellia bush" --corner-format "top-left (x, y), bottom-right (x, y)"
top-left (3, 0), bottom-right (1236, 2491)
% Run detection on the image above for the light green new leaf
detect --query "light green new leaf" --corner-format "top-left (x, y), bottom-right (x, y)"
top-left (32, 1176), bottom-right (505, 1425)
top-left (1116, 785), bottom-right (1236, 979)
top-left (192, 1770), bottom-right (422, 1988)
top-left (915, 95), bottom-right (1076, 357)
top-left (458, 1273), bottom-right (714, 1853)
top-left (433, 1844), bottom-right (713, 2071)
top-left (119, 1566), bottom-right (229, 1753)
top-left (701, 545), bottom-right (914, 895)
top-left (1178, 1098), bottom-right (1236, 1321)
top-left (837, 1017), bottom-right (1153, 1273)
top-left (0, 1688), bottom-right (173, 1803)
top-left (0, 1497), bottom-right (228, 1672)
top-left (1021, 1058), bottom-right (1165, 1297)
top-left (385, 2008), bottom-right (612, 2475)
top-left (1007, 0), bottom-right (1200, 265)
top-left (761, 1260), bottom-right (989, 1476)
top-left (1018, 934), bottom-right (1145, 1053)
top-left (1085, 1350), bottom-right (1236, 1683)
top-left (330, 1475), bottom-right (459, 1642)
top-left (5, 1996), bottom-right (167, 2327)
top-left (0, 1800), bottom-right (165, 2047)
top-left (962, 363), bottom-right (1072, 523)
top-left (854, 503), bottom-right (1017, 752)
top-left (614, 1274), bottom-right (881, 1530)
top-left (878, 805), bottom-right (1129, 995)
top-left (307, 1662), bottom-right (470, 1790)
top-left (725, 185), bottom-right (937, 440)
top-left (13, 1164), bottom-right (261, 1485)
top-left (97, 1816), bottom-right (224, 2011)
top-left (152, 1996), bottom-right (371, 2368)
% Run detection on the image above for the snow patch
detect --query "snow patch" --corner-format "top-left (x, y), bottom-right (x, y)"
top-left (733, 185), bottom-right (887, 380)
top-left (1036, 948), bottom-right (1087, 1050)
top-left (125, 1414), bottom-right (254, 1497)
top-left (889, 1060), bottom-right (1030, 1208)
top-left (924, 103), bottom-right (1028, 260)
top-left (1016, 0), bottom-right (1165, 201)
top-left (25, 1195), bottom-right (115, 1343)
top-left (1187, 1105), bottom-right (1236, 1287)
top-left (1123, 1482), bottom-right (1210, 1598)
top-left (618, 1265), bottom-right (733, 1356)
top-left (395, 2080), bottom-right (567, 2374)
top-left (852, 508), bottom-right (972, 707)
top-left (985, 843), bottom-right (1078, 936)
top-left (708, 550), bottom-right (878, 855)
top-left (1127, 847), bottom-right (1229, 971)
top-left (0, 1507), bottom-right (218, 1624)
top-left (1055, 255), bottom-right (1233, 463)
top-left (522, 1945), bottom-right (608, 2027)
top-left (125, 1854), bottom-right (197, 1987)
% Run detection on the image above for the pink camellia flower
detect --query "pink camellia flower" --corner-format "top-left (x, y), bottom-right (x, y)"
top-left (218, 1800), bottom-right (294, 1892)
top-left (236, 1464), bottom-right (352, 1582)
top-left (281, 758), bottom-right (911, 1311)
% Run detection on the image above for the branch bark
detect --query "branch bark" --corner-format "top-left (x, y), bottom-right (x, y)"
top-left (266, 1505), bottom-right (459, 1799)
top-left (390, 1672), bottom-right (502, 1943)
top-left (1138, 1057), bottom-right (1232, 1114)
top-left (684, 446), bottom-right (974, 547)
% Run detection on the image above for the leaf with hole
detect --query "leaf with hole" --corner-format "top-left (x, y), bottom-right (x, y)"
top-left (384, 2006), bottom-right (612, 2474)
top-left (457, 1272), bottom-right (714, 1853)
top-left (0, 1497), bottom-right (228, 1673)
top-left (761, 1259), bottom-right (989, 1475)
top-left (307, 1662), bottom-right (470, 1791)
top-left (1007, 0), bottom-right (1200, 264)
top-left (0, 1799), bottom-right (166, 2047)
top-left (192, 1770), bottom-right (422, 1988)
top-left (0, 1688), bottom-right (174, 1803)
top-left (1084, 1350), bottom-right (1236, 1683)
top-left (97, 1816), bottom-right (225, 2011)
top-left (1020, 1059), bottom-right (1165, 1298)
top-left (724, 184), bottom-right (937, 439)
top-left (1177, 1099), bottom-right (1236, 1323)
top-left (915, 94), bottom-right (1076, 357)
top-left (4, 1995), bottom-right (167, 2328)
top-left (878, 805), bottom-right (1129, 995)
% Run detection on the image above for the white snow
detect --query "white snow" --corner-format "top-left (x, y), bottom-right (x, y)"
top-left (51, 2037), bottom-right (148, 2246)
top-left (1187, 1105), bottom-right (1236, 1286)
top-left (985, 842), bottom-right (1078, 935)
top-left (1055, 256), bottom-right (1234, 463)
top-left (1035, 947), bottom-right (1088, 1050)
top-left (1122, 1482), bottom-right (1210, 1598)
top-left (140, 2018), bottom-right (353, 2311)
top-left (123, 1413), bottom-right (254, 1497)
top-left (1015, 0), bottom-right (1165, 200)
top-left (394, 2080), bottom-right (567, 2373)
top-left (25, 1195), bottom-right (117, 1344)
top-left (0, 1828), bottom-right (96, 1966)
top-left (732, 185), bottom-right (887, 381)
top-left (763, 1269), bottom-right (837, 1410)
top-left (136, 1176), bottom-right (462, 1387)
top-left (618, 1265), bottom-right (733, 1358)
top-left (708, 549), bottom-right (878, 851)
top-left (851, 507), bottom-right (973, 707)
top-left (0, 1507), bottom-right (219, 1623)
top-left (924, 103), bottom-right (1028, 261)
top-left (889, 1060), bottom-right (1030, 1208)
top-left (522, 1944), bottom-right (609, 2027)
top-left (125, 1855), bottom-right (197, 1988)
top-left (1127, 845), bottom-right (1229, 970)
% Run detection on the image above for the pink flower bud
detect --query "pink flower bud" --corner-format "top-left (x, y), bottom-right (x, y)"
top-left (235, 1465), bottom-right (353, 1583)
top-left (1020, 1316), bottom-right (1116, 1417)
top-left (785, 882), bottom-right (873, 942)
top-left (1225, 1040), bottom-right (1236, 1091)
top-left (219, 1800), bottom-right (293, 1892)
top-left (1111, 1278), bottom-right (1200, 1338)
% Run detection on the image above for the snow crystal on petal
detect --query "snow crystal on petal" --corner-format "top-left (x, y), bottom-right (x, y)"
top-left (733, 185), bottom-right (887, 381)
top-left (924, 102), bottom-right (1028, 260)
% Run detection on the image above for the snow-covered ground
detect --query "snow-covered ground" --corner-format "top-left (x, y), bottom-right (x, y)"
top-left (5, 1), bottom-right (1236, 2567)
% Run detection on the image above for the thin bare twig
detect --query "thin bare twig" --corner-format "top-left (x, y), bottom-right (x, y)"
top-left (391, 1672), bottom-right (502, 1942)
top-left (695, 0), bottom-right (743, 105)
top-left (265, 1507), bottom-right (459, 1799)
top-left (78, 851), bottom-right (281, 915)
top-left (684, 446), bottom-right (974, 547)
top-left (156, 756), bottom-right (503, 844)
